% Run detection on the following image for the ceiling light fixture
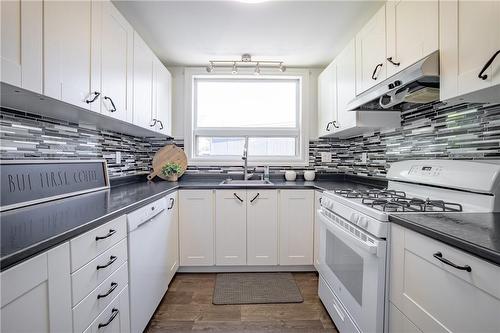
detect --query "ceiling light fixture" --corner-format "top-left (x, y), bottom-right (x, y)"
top-left (254, 62), bottom-right (260, 75)
top-left (206, 54), bottom-right (286, 74)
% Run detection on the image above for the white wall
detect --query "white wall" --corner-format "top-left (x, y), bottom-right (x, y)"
top-left (167, 66), bottom-right (322, 140)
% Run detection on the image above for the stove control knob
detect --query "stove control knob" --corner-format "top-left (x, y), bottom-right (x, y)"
top-left (350, 213), bottom-right (359, 224)
top-left (358, 217), bottom-right (368, 228)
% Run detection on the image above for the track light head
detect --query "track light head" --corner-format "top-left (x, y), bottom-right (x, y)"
top-left (279, 62), bottom-right (286, 72)
top-left (232, 62), bottom-right (238, 75)
top-left (206, 62), bottom-right (214, 73)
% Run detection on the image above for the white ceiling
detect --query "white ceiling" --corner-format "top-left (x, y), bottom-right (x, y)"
top-left (113, 0), bottom-right (384, 68)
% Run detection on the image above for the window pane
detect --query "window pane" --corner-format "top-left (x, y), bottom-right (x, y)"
top-left (196, 137), bottom-right (296, 157)
top-left (249, 137), bottom-right (296, 156)
top-left (196, 79), bottom-right (298, 128)
top-left (197, 137), bottom-right (245, 156)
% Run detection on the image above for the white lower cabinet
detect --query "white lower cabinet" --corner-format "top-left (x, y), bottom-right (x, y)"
top-left (388, 302), bottom-right (421, 333)
top-left (247, 190), bottom-right (278, 266)
top-left (389, 224), bottom-right (500, 333)
top-left (0, 242), bottom-right (72, 333)
top-left (179, 190), bottom-right (215, 266)
top-left (313, 191), bottom-right (322, 269)
top-left (215, 190), bottom-right (247, 265)
top-left (279, 190), bottom-right (314, 265)
top-left (165, 191), bottom-right (179, 282)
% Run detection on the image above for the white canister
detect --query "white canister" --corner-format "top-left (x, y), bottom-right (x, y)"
top-left (285, 170), bottom-right (297, 181)
top-left (304, 170), bottom-right (316, 181)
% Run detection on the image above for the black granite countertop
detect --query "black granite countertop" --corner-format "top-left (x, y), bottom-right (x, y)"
top-left (0, 174), bottom-right (384, 271)
top-left (390, 213), bottom-right (500, 266)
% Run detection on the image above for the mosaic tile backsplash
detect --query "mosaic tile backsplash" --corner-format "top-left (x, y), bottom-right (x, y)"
top-left (1, 102), bottom-right (500, 179)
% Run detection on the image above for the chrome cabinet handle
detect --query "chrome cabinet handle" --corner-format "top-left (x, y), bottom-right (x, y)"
top-left (478, 50), bottom-right (500, 80)
top-left (103, 96), bottom-right (117, 112)
top-left (98, 308), bottom-right (119, 329)
top-left (433, 252), bottom-right (471, 272)
top-left (97, 282), bottom-right (118, 299)
top-left (96, 255), bottom-right (117, 270)
top-left (95, 229), bottom-right (116, 241)
top-left (85, 91), bottom-right (100, 104)
top-left (386, 57), bottom-right (400, 66)
top-left (233, 193), bottom-right (244, 202)
top-left (168, 197), bottom-right (175, 209)
top-left (157, 120), bottom-right (164, 130)
top-left (371, 63), bottom-right (383, 80)
top-left (250, 193), bottom-right (260, 203)
top-left (150, 119), bottom-right (157, 127)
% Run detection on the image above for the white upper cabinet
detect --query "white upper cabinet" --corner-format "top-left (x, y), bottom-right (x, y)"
top-left (91, 0), bottom-right (134, 122)
top-left (355, 4), bottom-right (387, 95)
top-left (0, 0), bottom-right (42, 93)
top-left (215, 190), bottom-right (247, 266)
top-left (153, 58), bottom-right (173, 136)
top-left (1, 243), bottom-right (72, 333)
top-left (279, 190), bottom-right (314, 265)
top-left (133, 32), bottom-right (155, 129)
top-left (44, 0), bottom-right (92, 110)
top-left (247, 190), bottom-right (278, 266)
top-left (336, 39), bottom-right (357, 132)
top-left (440, 0), bottom-right (500, 102)
top-left (317, 61), bottom-right (338, 137)
top-left (386, 0), bottom-right (438, 78)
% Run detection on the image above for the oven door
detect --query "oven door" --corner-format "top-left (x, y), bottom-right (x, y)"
top-left (317, 209), bottom-right (386, 333)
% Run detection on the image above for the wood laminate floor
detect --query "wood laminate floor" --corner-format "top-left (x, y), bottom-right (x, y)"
top-left (146, 272), bottom-right (338, 333)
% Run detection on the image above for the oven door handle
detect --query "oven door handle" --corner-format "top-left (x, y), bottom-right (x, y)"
top-left (318, 211), bottom-right (379, 255)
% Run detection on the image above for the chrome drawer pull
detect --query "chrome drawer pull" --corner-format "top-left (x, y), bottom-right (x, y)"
top-left (97, 282), bottom-right (118, 299)
top-left (97, 256), bottom-right (117, 270)
top-left (95, 229), bottom-right (116, 241)
top-left (433, 252), bottom-right (471, 272)
top-left (98, 308), bottom-right (119, 329)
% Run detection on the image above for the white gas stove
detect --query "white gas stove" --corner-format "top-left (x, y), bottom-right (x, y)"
top-left (317, 160), bottom-right (500, 333)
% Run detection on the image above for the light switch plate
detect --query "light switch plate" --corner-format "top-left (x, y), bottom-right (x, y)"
top-left (321, 152), bottom-right (332, 163)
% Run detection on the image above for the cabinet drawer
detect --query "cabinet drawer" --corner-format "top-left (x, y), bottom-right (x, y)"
top-left (71, 215), bottom-right (127, 272)
top-left (72, 239), bottom-right (128, 306)
top-left (73, 262), bottom-right (128, 333)
top-left (83, 286), bottom-right (130, 333)
top-left (390, 224), bottom-right (500, 333)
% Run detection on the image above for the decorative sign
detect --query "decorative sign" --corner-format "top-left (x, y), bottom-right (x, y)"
top-left (1, 160), bottom-right (109, 212)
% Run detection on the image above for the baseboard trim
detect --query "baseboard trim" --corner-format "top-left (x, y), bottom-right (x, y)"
top-left (177, 265), bottom-right (316, 273)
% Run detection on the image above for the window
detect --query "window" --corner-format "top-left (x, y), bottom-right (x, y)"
top-left (186, 71), bottom-right (308, 166)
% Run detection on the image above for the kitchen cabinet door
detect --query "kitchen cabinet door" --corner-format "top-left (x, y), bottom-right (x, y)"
top-left (44, 0), bottom-right (92, 110)
top-left (355, 4), bottom-right (387, 95)
top-left (313, 191), bottom-right (322, 269)
top-left (1, 243), bottom-right (72, 333)
top-left (166, 191), bottom-right (179, 283)
top-left (386, 0), bottom-right (438, 77)
top-left (279, 190), bottom-right (314, 265)
top-left (215, 190), bottom-right (247, 265)
top-left (0, 0), bottom-right (42, 93)
top-left (389, 224), bottom-right (500, 332)
top-left (132, 32), bottom-right (155, 129)
top-left (179, 190), bottom-right (214, 266)
top-left (153, 58), bottom-right (173, 136)
top-left (336, 38), bottom-right (357, 131)
top-left (247, 190), bottom-right (278, 266)
top-left (440, 0), bottom-right (500, 101)
top-left (91, 0), bottom-right (133, 121)
top-left (317, 61), bottom-right (337, 138)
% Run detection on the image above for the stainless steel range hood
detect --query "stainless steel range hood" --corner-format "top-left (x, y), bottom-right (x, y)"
top-left (347, 51), bottom-right (440, 112)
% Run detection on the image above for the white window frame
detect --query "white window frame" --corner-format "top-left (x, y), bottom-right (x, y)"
top-left (184, 67), bottom-right (310, 166)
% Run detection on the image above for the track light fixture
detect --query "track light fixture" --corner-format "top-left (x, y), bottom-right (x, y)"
top-left (206, 54), bottom-right (286, 74)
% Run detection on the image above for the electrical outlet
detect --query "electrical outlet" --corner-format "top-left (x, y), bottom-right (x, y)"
top-left (115, 151), bottom-right (122, 164)
top-left (321, 152), bottom-right (332, 163)
top-left (361, 152), bottom-right (367, 163)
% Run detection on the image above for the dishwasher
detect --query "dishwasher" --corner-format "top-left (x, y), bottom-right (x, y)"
top-left (127, 197), bottom-right (169, 333)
